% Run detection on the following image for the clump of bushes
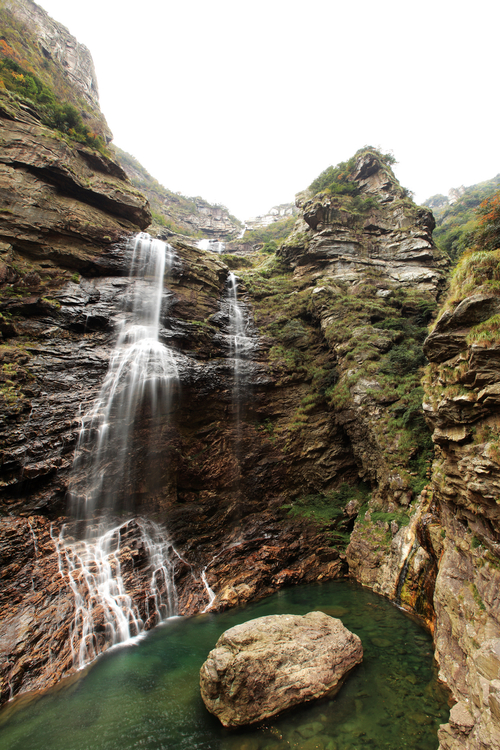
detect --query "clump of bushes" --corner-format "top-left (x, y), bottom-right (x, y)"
top-left (0, 58), bottom-right (106, 151)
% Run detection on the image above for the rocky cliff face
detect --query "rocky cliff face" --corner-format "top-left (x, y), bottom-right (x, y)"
top-left (1, 0), bottom-right (111, 141)
top-left (0, 143), bottom-right (450, 707)
top-left (0, 0), bottom-right (340, 704)
top-left (244, 202), bottom-right (299, 230)
top-left (5, 0), bottom-right (100, 111)
top-left (0, 229), bottom-right (345, 703)
top-left (1, 6), bottom-right (499, 746)
top-left (271, 152), bottom-right (449, 616)
top-left (422, 251), bottom-right (500, 750)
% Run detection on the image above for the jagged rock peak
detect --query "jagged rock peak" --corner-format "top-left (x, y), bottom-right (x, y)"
top-left (279, 147), bottom-right (448, 295)
top-left (295, 148), bottom-right (408, 211)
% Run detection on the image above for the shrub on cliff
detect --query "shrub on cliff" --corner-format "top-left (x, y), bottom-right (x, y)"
top-left (427, 177), bottom-right (500, 262)
top-left (0, 58), bottom-right (106, 151)
top-left (474, 191), bottom-right (500, 252)
top-left (309, 147), bottom-right (397, 198)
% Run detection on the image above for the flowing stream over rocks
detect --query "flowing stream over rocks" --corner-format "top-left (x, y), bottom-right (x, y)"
top-left (58, 233), bottom-right (180, 669)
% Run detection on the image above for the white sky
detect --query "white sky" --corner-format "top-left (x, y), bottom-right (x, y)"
top-left (38, 0), bottom-right (499, 221)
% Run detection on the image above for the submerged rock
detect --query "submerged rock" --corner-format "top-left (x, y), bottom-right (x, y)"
top-left (199, 611), bottom-right (363, 727)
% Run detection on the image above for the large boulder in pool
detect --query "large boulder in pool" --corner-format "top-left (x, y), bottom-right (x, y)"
top-left (199, 611), bottom-right (363, 727)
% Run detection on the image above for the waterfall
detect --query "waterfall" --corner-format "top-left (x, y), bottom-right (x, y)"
top-left (197, 239), bottom-right (225, 254)
top-left (60, 233), bottom-right (179, 669)
top-left (69, 233), bottom-right (178, 520)
top-left (226, 272), bottom-right (255, 447)
top-left (227, 272), bottom-right (248, 377)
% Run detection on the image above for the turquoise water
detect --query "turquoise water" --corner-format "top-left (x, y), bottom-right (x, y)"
top-left (0, 581), bottom-right (449, 750)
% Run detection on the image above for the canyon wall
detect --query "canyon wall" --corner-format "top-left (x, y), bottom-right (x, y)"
top-left (2, 6), bottom-right (500, 750)
top-left (5, 0), bottom-right (100, 112)
top-left (422, 253), bottom-right (500, 750)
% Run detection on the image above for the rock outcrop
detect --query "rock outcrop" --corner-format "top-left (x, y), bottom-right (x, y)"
top-left (2, 0), bottom-right (111, 141)
top-left (0, 103), bottom-right (150, 262)
top-left (257, 150), bottom-right (449, 614)
top-left (5, 0), bottom-right (99, 110)
top-left (199, 611), bottom-right (362, 726)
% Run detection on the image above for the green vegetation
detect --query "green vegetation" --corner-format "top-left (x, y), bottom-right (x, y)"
top-left (283, 482), bottom-right (371, 550)
top-left (440, 247), bottom-right (500, 311)
top-left (240, 227), bottom-right (435, 491)
top-left (470, 582), bottom-right (486, 612)
top-left (0, 343), bottom-right (34, 417)
top-left (226, 216), bottom-right (297, 257)
top-left (369, 510), bottom-right (411, 527)
top-left (0, 8), bottom-right (108, 148)
top-left (424, 175), bottom-right (500, 262)
top-left (309, 146), bottom-right (396, 197)
top-left (474, 191), bottom-right (500, 252)
top-left (219, 253), bottom-right (254, 270)
top-left (244, 216), bottom-right (296, 245)
top-left (0, 57), bottom-right (106, 150)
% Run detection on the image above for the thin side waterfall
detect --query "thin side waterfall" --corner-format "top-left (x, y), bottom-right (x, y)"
top-left (59, 233), bottom-right (179, 670)
top-left (226, 272), bottom-right (254, 440)
top-left (227, 272), bottom-right (248, 378)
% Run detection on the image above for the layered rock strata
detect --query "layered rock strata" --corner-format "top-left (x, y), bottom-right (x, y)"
top-left (422, 251), bottom-right (500, 750)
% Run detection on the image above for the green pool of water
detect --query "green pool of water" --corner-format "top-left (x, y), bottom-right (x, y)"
top-left (0, 581), bottom-right (449, 750)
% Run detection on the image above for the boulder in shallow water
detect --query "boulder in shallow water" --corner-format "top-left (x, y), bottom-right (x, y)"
top-left (199, 610), bottom-right (363, 727)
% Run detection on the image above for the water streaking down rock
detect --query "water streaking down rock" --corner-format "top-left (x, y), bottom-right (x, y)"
top-left (199, 610), bottom-right (363, 727)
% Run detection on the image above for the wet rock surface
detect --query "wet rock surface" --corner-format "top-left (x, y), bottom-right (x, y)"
top-left (199, 611), bottom-right (363, 726)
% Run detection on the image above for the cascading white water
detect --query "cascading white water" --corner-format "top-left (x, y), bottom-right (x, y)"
top-left (70, 233), bottom-right (179, 519)
top-left (226, 271), bottom-right (255, 454)
top-left (197, 238), bottom-right (225, 254)
top-left (59, 233), bottom-right (179, 669)
top-left (53, 518), bottom-right (177, 669)
top-left (227, 272), bottom-right (253, 376)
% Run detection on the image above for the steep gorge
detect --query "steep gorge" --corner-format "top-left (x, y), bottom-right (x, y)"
top-left (1, 4), bottom-right (500, 750)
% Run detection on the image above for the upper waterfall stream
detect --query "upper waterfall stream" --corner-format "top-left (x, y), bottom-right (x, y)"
top-left (59, 233), bottom-right (179, 669)
top-left (69, 232), bottom-right (178, 520)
